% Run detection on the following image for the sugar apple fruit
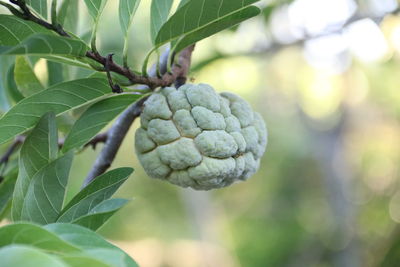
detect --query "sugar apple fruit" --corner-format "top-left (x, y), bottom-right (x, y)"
top-left (135, 83), bottom-right (267, 190)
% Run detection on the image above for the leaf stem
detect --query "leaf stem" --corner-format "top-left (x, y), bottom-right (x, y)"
top-left (90, 20), bottom-right (99, 53)
top-left (122, 34), bottom-right (129, 68)
top-left (167, 48), bottom-right (175, 74)
top-left (141, 48), bottom-right (156, 77)
top-left (51, 0), bottom-right (57, 25)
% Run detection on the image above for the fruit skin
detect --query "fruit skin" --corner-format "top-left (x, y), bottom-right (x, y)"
top-left (135, 84), bottom-right (267, 190)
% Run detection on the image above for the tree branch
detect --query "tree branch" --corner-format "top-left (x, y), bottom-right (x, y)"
top-left (4, 0), bottom-right (188, 90)
top-left (83, 132), bottom-right (109, 149)
top-left (82, 96), bottom-right (148, 187)
top-left (0, 135), bottom-right (24, 167)
top-left (82, 45), bottom-right (195, 187)
top-left (0, 132), bottom-right (109, 169)
top-left (173, 45), bottom-right (195, 88)
top-left (8, 0), bottom-right (69, 36)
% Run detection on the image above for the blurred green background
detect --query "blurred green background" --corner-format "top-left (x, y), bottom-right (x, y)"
top-left (2, 0), bottom-right (400, 266)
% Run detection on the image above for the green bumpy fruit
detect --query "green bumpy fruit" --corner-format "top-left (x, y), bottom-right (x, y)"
top-left (135, 84), bottom-right (267, 190)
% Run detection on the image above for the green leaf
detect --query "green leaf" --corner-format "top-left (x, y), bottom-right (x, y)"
top-left (45, 223), bottom-right (117, 249)
top-left (178, 0), bottom-right (190, 8)
top-left (174, 6), bottom-right (260, 52)
top-left (14, 56), bottom-right (44, 97)
top-left (72, 198), bottom-right (129, 231)
top-left (62, 94), bottom-right (140, 152)
top-left (0, 77), bottom-right (111, 145)
top-left (45, 223), bottom-right (138, 267)
top-left (0, 222), bottom-right (138, 267)
top-left (0, 167), bottom-right (18, 219)
top-left (56, 114), bottom-right (75, 134)
top-left (0, 245), bottom-right (67, 267)
top-left (60, 254), bottom-right (111, 267)
top-left (84, 0), bottom-right (108, 51)
top-left (43, 55), bottom-right (93, 70)
top-left (119, 0), bottom-right (140, 35)
top-left (119, 0), bottom-right (141, 66)
top-left (1, 33), bottom-right (88, 57)
top-left (5, 64), bottom-right (24, 103)
top-left (26, 0), bottom-right (48, 20)
top-left (0, 17), bottom-right (93, 69)
top-left (47, 61), bottom-right (64, 86)
top-left (155, 0), bottom-right (259, 46)
top-left (59, 0), bottom-right (72, 24)
top-left (0, 198), bottom-right (11, 221)
top-left (0, 15), bottom-right (51, 46)
top-left (0, 223), bottom-right (79, 252)
top-left (150, 0), bottom-right (174, 43)
top-left (83, 248), bottom-right (137, 267)
top-left (0, 56), bottom-right (12, 112)
top-left (21, 152), bottom-right (73, 224)
top-left (0, 93), bottom-right (7, 115)
top-left (12, 113), bottom-right (58, 221)
top-left (57, 168), bottom-right (133, 223)
top-left (59, 0), bottom-right (79, 33)
top-left (84, 0), bottom-right (108, 21)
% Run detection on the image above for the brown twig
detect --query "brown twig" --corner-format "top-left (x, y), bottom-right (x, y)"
top-left (105, 54), bottom-right (123, 93)
top-left (0, 136), bottom-right (24, 166)
top-left (0, 133), bottom-right (109, 169)
top-left (9, 0), bottom-right (69, 36)
top-left (56, 132), bottom-right (109, 149)
top-left (5, 0), bottom-right (188, 90)
top-left (83, 132), bottom-right (109, 149)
